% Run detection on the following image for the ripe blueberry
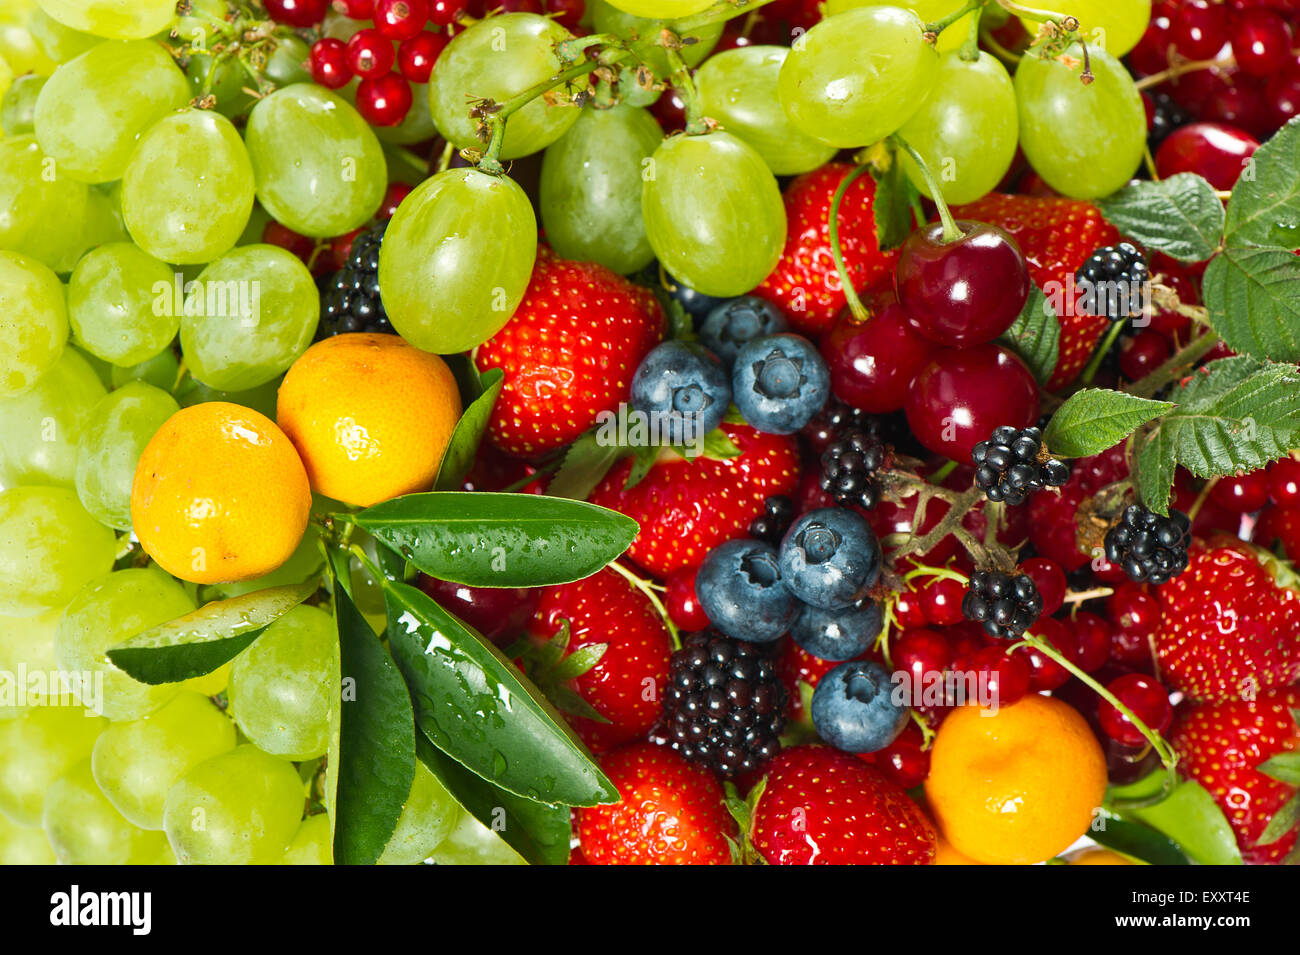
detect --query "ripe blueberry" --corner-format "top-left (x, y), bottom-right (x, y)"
top-left (810, 659), bottom-right (908, 754)
top-left (732, 333), bottom-right (831, 435)
top-left (778, 507), bottom-right (882, 610)
top-left (695, 539), bottom-right (797, 644)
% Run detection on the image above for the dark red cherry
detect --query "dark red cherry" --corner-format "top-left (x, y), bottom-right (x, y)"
top-left (1173, 0), bottom-right (1229, 60)
top-left (820, 289), bottom-right (936, 414)
top-left (417, 575), bottom-right (540, 646)
top-left (1119, 329), bottom-right (1171, 381)
top-left (1156, 122), bottom-right (1260, 191)
top-left (1232, 8), bottom-right (1293, 78)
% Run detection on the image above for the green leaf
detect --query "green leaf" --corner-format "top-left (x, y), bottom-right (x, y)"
top-left (1203, 247), bottom-right (1300, 362)
top-left (623, 445), bottom-right (659, 490)
top-left (1135, 356), bottom-right (1300, 514)
top-left (1090, 813), bottom-right (1189, 865)
top-left (1113, 774), bottom-right (1244, 866)
top-left (871, 155), bottom-right (916, 252)
top-left (435, 368), bottom-right (504, 491)
top-left (1261, 751), bottom-right (1300, 786)
top-left (416, 736), bottom-right (571, 866)
top-left (550, 643), bottom-right (607, 682)
top-left (106, 580), bottom-right (317, 685)
top-left (383, 580), bottom-right (617, 807)
top-left (1258, 790), bottom-right (1300, 846)
top-left (354, 491), bottom-right (638, 588)
top-left (1096, 174), bottom-right (1225, 263)
top-left (547, 431), bottom-right (626, 501)
top-left (698, 427), bottom-right (741, 460)
top-left (1043, 389), bottom-right (1174, 457)
top-left (1224, 114), bottom-right (1300, 249)
top-left (997, 283), bottom-right (1059, 385)
top-left (332, 581), bottom-right (414, 866)
top-left (441, 353), bottom-right (486, 408)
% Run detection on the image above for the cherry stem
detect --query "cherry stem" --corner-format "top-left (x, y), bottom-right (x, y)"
top-left (892, 135), bottom-right (962, 243)
top-left (608, 560), bottom-right (682, 650)
top-left (1128, 330), bottom-right (1222, 400)
top-left (828, 163), bottom-right (874, 323)
top-left (1079, 320), bottom-right (1126, 387)
top-left (1062, 585), bottom-right (1113, 604)
top-left (1185, 475), bottom-right (1219, 524)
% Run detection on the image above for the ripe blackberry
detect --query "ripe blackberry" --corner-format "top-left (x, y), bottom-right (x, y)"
top-left (803, 400), bottom-right (887, 455)
top-left (972, 425), bottom-right (1069, 505)
top-left (1075, 242), bottom-right (1149, 323)
top-left (821, 428), bottom-right (886, 510)
top-left (961, 570), bottom-right (1043, 640)
top-left (1147, 92), bottom-right (1190, 152)
top-left (316, 221), bottom-right (393, 339)
top-left (748, 495), bottom-right (794, 547)
top-left (662, 631), bottom-right (786, 779)
top-left (1104, 504), bottom-right (1191, 585)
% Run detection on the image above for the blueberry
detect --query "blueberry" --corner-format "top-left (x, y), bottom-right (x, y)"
top-left (810, 660), bottom-right (908, 754)
top-left (778, 507), bottom-right (881, 610)
top-left (732, 333), bottom-right (831, 435)
top-left (699, 296), bottom-right (789, 366)
top-left (629, 341), bottom-right (731, 446)
top-left (664, 274), bottom-right (722, 320)
top-left (790, 599), bottom-right (883, 662)
top-left (695, 539), bottom-right (797, 644)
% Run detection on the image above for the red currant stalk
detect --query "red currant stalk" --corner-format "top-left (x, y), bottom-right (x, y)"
top-left (607, 560), bottom-right (682, 650)
top-left (876, 563), bottom-right (972, 666)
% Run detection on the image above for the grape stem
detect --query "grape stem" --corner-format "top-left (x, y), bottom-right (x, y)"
top-left (663, 46), bottom-right (706, 134)
top-left (891, 135), bottom-right (963, 243)
top-left (923, 0), bottom-right (987, 37)
top-left (994, 0), bottom-right (1074, 24)
top-left (1079, 319), bottom-right (1127, 387)
top-left (958, 1), bottom-right (984, 61)
top-left (828, 163), bottom-right (874, 324)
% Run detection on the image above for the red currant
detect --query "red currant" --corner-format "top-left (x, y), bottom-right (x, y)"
top-left (326, 229), bottom-right (365, 273)
top-left (374, 0), bottom-right (429, 39)
top-left (1119, 329), bottom-right (1171, 381)
top-left (649, 87), bottom-right (687, 133)
top-left (873, 723), bottom-right (930, 789)
top-left (893, 587), bottom-right (929, 629)
top-left (261, 222), bottom-right (315, 262)
top-left (968, 645), bottom-right (1031, 707)
top-left (1232, 8), bottom-right (1293, 77)
top-left (546, 0), bottom-right (585, 28)
top-left (428, 0), bottom-right (467, 24)
top-left (1155, 122), bottom-right (1260, 191)
top-left (942, 621), bottom-right (987, 661)
top-left (1018, 616), bottom-right (1075, 692)
top-left (1256, 504), bottom-right (1300, 560)
top-left (1173, 0), bottom-right (1230, 59)
top-left (918, 576), bottom-right (965, 626)
top-left (492, 0), bottom-right (542, 12)
top-left (1018, 557), bottom-right (1066, 617)
top-left (397, 30), bottom-right (447, 83)
top-left (1069, 611), bottom-right (1112, 672)
top-left (309, 38), bottom-right (353, 90)
top-left (334, 0), bottom-right (376, 17)
top-left (356, 73), bottom-right (413, 125)
top-left (1098, 673), bottom-right (1172, 746)
top-left (665, 567), bottom-right (711, 633)
top-left (1268, 458), bottom-right (1300, 507)
top-left (346, 28), bottom-right (397, 79)
top-left (821, 289), bottom-right (935, 414)
top-left (1210, 468), bottom-right (1270, 513)
top-left (265, 0), bottom-right (329, 26)
top-left (1106, 583), bottom-right (1159, 668)
top-left (894, 629), bottom-right (952, 688)
top-left (417, 575), bottom-right (539, 645)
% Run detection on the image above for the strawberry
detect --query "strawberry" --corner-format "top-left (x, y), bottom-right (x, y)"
top-left (576, 742), bottom-right (735, 864)
top-left (1170, 686), bottom-right (1300, 864)
top-left (952, 193), bottom-right (1121, 390)
top-left (475, 248), bottom-right (664, 457)
top-left (749, 745), bottom-right (936, 864)
top-left (588, 423), bottom-right (800, 578)
top-left (1154, 540), bottom-right (1300, 702)
top-left (524, 567), bottom-right (672, 753)
top-left (753, 162), bottom-right (899, 336)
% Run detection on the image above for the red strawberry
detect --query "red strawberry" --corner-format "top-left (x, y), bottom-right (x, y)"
top-left (526, 568), bottom-right (672, 753)
top-left (1171, 686), bottom-right (1300, 864)
top-left (576, 742), bottom-right (735, 864)
top-left (588, 423), bottom-right (800, 578)
top-left (952, 193), bottom-right (1121, 389)
top-left (753, 163), bottom-right (899, 336)
top-left (749, 745), bottom-right (936, 865)
top-left (475, 248), bottom-right (664, 457)
top-left (1154, 541), bottom-right (1300, 702)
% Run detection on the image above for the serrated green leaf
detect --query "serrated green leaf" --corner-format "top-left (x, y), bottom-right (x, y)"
top-left (1090, 813), bottom-right (1189, 865)
top-left (1043, 389), bottom-right (1173, 458)
top-left (1258, 791), bottom-right (1300, 846)
top-left (1096, 174), bottom-right (1225, 262)
top-left (997, 283), bottom-right (1059, 385)
top-left (435, 368), bottom-right (504, 491)
top-left (1136, 426), bottom-right (1177, 516)
top-left (871, 154), bottom-right (916, 252)
top-left (547, 431), bottom-right (626, 501)
top-left (1203, 247), bottom-right (1300, 362)
top-left (106, 580), bottom-right (318, 684)
top-left (1260, 752), bottom-right (1300, 786)
top-left (1224, 114), bottom-right (1300, 249)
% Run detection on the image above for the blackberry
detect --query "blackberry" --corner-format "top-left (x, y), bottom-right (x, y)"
top-left (316, 221), bottom-right (393, 339)
top-left (1104, 504), bottom-right (1191, 585)
top-left (972, 425), bottom-right (1069, 505)
top-left (1147, 92), bottom-right (1190, 152)
top-left (748, 495), bottom-right (794, 546)
top-left (820, 428), bottom-right (886, 510)
top-left (1076, 242), bottom-right (1149, 323)
top-left (961, 570), bottom-right (1043, 640)
top-left (803, 400), bottom-right (887, 455)
top-left (662, 631), bottom-right (786, 779)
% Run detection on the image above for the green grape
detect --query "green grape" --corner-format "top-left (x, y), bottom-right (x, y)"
top-left (897, 51), bottom-right (1018, 205)
top-left (34, 0), bottom-right (177, 40)
top-left (0, 704), bottom-right (105, 826)
top-left (372, 85), bottom-right (437, 145)
top-left (237, 202), bottom-right (273, 248)
top-left (207, 523), bottom-right (324, 601)
top-left (162, 744), bottom-right (304, 864)
top-left (1019, 0), bottom-right (1151, 57)
top-left (170, 0), bottom-right (225, 53)
top-left (0, 809), bottom-right (56, 863)
top-left (175, 374), bottom-right (281, 421)
top-left (0, 250), bottom-right (67, 399)
top-left (55, 566), bottom-right (196, 721)
top-left (66, 242), bottom-right (176, 367)
top-left (695, 45), bottom-right (837, 176)
top-left (180, 244), bottom-right (318, 392)
top-left (427, 812), bottom-right (526, 866)
top-left (228, 604), bottom-right (338, 762)
top-left (589, 0), bottom-right (723, 78)
top-left (0, 133), bottom-right (91, 271)
top-left (0, 346), bottom-right (106, 488)
top-left (244, 83), bottom-right (386, 238)
top-left (428, 13), bottom-right (583, 160)
top-left (778, 5), bottom-right (939, 149)
top-left (27, 5), bottom-right (100, 63)
top-left (642, 131), bottom-right (786, 298)
top-left (43, 759), bottom-right (170, 863)
top-left (74, 382), bottom-right (179, 531)
top-left (76, 184), bottom-right (127, 252)
top-left (605, 0), bottom-right (713, 16)
top-left (122, 109), bottom-right (254, 265)
top-left (1, 74), bottom-right (45, 134)
top-left (91, 691), bottom-right (235, 830)
top-left (377, 760), bottom-right (461, 865)
top-left (111, 347), bottom-right (179, 392)
top-left (0, 1), bottom-right (57, 76)
top-left (320, 10), bottom-right (365, 41)
top-left (824, 0), bottom-right (976, 54)
top-left (0, 606), bottom-right (62, 717)
top-left (379, 167), bottom-right (537, 354)
top-left (265, 34), bottom-right (312, 89)
top-left (281, 813), bottom-right (332, 865)
top-left (1015, 42), bottom-right (1145, 199)
top-left (73, 343), bottom-right (114, 388)
top-left (539, 105), bottom-right (662, 276)
top-left (0, 51), bottom-right (9, 110)
top-left (33, 39), bottom-right (190, 183)
top-left (185, 52), bottom-right (253, 119)
top-left (0, 487), bottom-right (115, 618)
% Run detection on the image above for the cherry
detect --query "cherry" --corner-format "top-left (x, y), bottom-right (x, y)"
top-left (1106, 583), bottom-right (1160, 668)
top-left (1069, 612), bottom-right (1112, 672)
top-left (821, 289), bottom-right (936, 414)
top-left (872, 723), bottom-right (930, 789)
top-left (1016, 617), bottom-right (1075, 692)
top-left (1130, 0), bottom-right (1179, 76)
top-left (893, 587), bottom-right (929, 630)
top-left (1201, 77), bottom-right (1270, 138)
top-left (1098, 673), bottom-right (1172, 746)
top-left (665, 567), bottom-right (711, 632)
top-left (327, 228), bottom-right (365, 273)
top-left (1270, 458), bottom-right (1300, 507)
top-left (1232, 8), bottom-right (1293, 77)
top-left (346, 28), bottom-right (397, 78)
top-left (1255, 503), bottom-right (1300, 560)
top-left (265, 0), bottom-right (329, 26)
top-left (397, 31), bottom-right (447, 83)
top-left (1266, 73), bottom-right (1300, 128)
top-left (1156, 122), bottom-right (1261, 191)
top-left (1210, 469), bottom-right (1270, 513)
top-left (961, 645), bottom-right (1031, 708)
top-left (1173, 0), bottom-right (1230, 59)
top-left (417, 575), bottom-right (540, 646)
top-left (904, 344), bottom-right (1040, 460)
top-left (893, 628), bottom-right (952, 686)
top-left (918, 576), bottom-right (965, 626)
top-left (357, 73), bottom-right (413, 126)
top-left (1119, 329), bottom-right (1171, 381)
top-left (428, 0), bottom-right (467, 24)
top-left (895, 221), bottom-right (1031, 348)
top-left (650, 87), bottom-right (687, 133)
top-left (374, 0), bottom-right (429, 39)
top-left (1018, 557), bottom-right (1066, 617)
top-left (309, 38), bottom-right (353, 90)
top-left (546, 0), bottom-right (586, 28)
top-left (379, 181), bottom-right (413, 220)
top-left (261, 221), bottom-right (315, 263)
